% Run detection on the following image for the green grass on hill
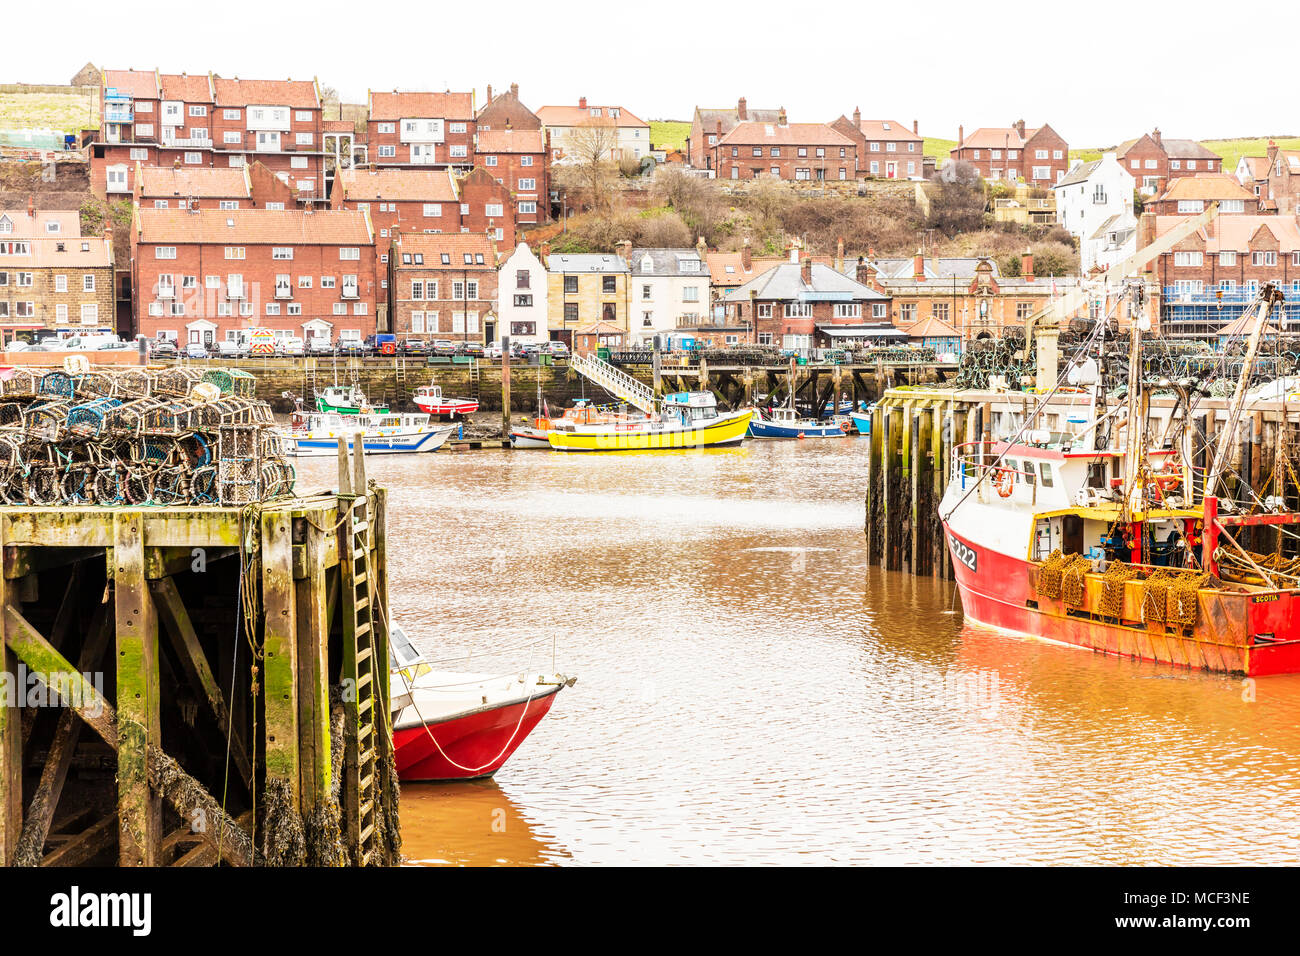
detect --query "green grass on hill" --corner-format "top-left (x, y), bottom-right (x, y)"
top-left (0, 91), bottom-right (98, 134)
top-left (924, 136), bottom-right (955, 166)
top-left (1201, 137), bottom-right (1300, 173)
top-left (650, 120), bottom-right (689, 152)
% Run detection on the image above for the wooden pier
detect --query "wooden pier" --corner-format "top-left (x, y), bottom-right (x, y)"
top-left (865, 386), bottom-right (1300, 580)
top-left (0, 442), bottom-right (398, 866)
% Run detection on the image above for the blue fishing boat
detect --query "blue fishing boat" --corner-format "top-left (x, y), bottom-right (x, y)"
top-left (747, 406), bottom-right (849, 439)
top-left (282, 411), bottom-right (456, 457)
top-left (848, 411), bottom-right (871, 435)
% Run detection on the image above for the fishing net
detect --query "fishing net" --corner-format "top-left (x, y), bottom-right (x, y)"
top-left (1061, 554), bottom-right (1093, 608)
top-left (1141, 568), bottom-right (1175, 623)
top-left (1037, 548), bottom-right (1068, 599)
top-left (1100, 560), bottom-right (1141, 618)
top-left (1168, 570), bottom-right (1209, 626)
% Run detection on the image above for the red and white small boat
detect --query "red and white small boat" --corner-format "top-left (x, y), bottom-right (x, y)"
top-left (413, 384), bottom-right (479, 419)
top-left (389, 624), bottom-right (574, 782)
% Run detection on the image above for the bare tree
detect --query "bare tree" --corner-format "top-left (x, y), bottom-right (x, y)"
top-left (567, 117), bottom-right (620, 213)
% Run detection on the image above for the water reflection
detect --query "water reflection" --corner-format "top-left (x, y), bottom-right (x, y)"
top-left (296, 441), bottom-right (1300, 865)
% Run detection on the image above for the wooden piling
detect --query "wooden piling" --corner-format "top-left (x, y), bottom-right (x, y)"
top-left (501, 336), bottom-right (512, 439)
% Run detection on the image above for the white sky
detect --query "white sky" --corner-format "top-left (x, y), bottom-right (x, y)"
top-left (2, 0), bottom-right (1294, 147)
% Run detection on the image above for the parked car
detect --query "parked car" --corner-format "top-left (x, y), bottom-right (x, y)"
top-left (366, 333), bottom-right (397, 356)
top-left (401, 338), bottom-right (428, 355)
top-left (150, 339), bottom-right (178, 359)
top-left (306, 338), bottom-right (333, 355)
top-left (432, 339), bottom-right (456, 356)
top-left (546, 341), bottom-right (570, 357)
top-left (281, 337), bottom-right (305, 356)
top-left (457, 341), bottom-right (485, 358)
top-left (185, 342), bottom-right (210, 360)
top-left (337, 338), bottom-right (367, 355)
top-left (484, 343), bottom-right (503, 359)
top-left (215, 340), bottom-right (245, 359)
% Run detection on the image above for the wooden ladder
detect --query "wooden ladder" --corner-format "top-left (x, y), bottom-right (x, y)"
top-left (340, 490), bottom-right (380, 865)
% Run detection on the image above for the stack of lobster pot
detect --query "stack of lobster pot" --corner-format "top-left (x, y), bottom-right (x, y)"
top-left (0, 358), bottom-right (294, 507)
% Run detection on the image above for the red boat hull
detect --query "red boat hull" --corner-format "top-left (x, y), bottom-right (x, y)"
top-left (414, 398), bottom-right (479, 417)
top-left (393, 686), bottom-right (561, 781)
top-left (942, 522), bottom-right (1300, 676)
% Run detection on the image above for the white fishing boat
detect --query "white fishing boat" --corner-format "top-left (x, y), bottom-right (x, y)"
top-left (282, 410), bottom-right (456, 457)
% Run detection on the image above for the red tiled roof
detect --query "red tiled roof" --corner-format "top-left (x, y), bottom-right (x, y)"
top-left (137, 208), bottom-right (371, 245)
top-left (159, 72), bottom-right (212, 103)
top-left (391, 232), bottom-right (498, 266)
top-left (336, 168), bottom-right (458, 203)
top-left (102, 69), bottom-right (158, 99)
top-left (956, 127), bottom-right (1037, 151)
top-left (1240, 156), bottom-right (1269, 179)
top-left (858, 119), bottom-right (921, 142)
top-left (475, 129), bottom-right (544, 154)
top-left (1155, 174), bottom-right (1255, 202)
top-left (368, 91), bottom-right (474, 122)
top-left (718, 121), bottom-right (854, 147)
top-left (536, 105), bottom-right (648, 128)
top-left (137, 166), bottom-right (249, 199)
top-left (1154, 214), bottom-right (1300, 253)
top-left (212, 77), bottom-right (319, 109)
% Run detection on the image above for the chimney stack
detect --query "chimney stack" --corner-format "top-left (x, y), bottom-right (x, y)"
top-left (800, 252), bottom-right (812, 286)
top-left (788, 237), bottom-right (801, 264)
top-left (741, 237), bottom-right (752, 272)
top-left (778, 107), bottom-right (787, 127)
top-left (27, 196), bottom-right (34, 218)
top-left (616, 238), bottom-right (631, 260)
top-left (835, 236), bottom-right (845, 272)
top-left (853, 106), bottom-right (861, 128)
top-left (737, 96), bottom-right (748, 121)
top-left (913, 250), bottom-right (925, 281)
top-left (510, 83), bottom-right (518, 97)
top-left (1013, 118), bottom-right (1026, 138)
top-left (540, 240), bottom-right (551, 259)
top-left (1152, 127), bottom-right (1162, 148)
top-left (578, 96), bottom-right (587, 110)
top-left (958, 125), bottom-right (964, 146)
top-left (913, 119), bottom-right (918, 135)
top-left (487, 84), bottom-right (493, 102)
top-left (856, 255), bottom-right (871, 286)
top-left (696, 235), bottom-right (707, 259)
top-left (1022, 248), bottom-right (1035, 281)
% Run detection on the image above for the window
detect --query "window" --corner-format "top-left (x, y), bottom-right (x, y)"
top-left (784, 302), bottom-right (812, 318)
top-left (564, 276), bottom-right (578, 294)
top-left (899, 303), bottom-right (916, 322)
top-left (224, 247), bottom-right (245, 259)
top-left (1145, 159), bottom-right (1157, 169)
top-left (1173, 251), bottom-right (1204, 267)
top-left (521, 155), bottom-right (533, 167)
top-left (564, 302), bottom-right (578, 322)
top-left (189, 105), bottom-right (207, 117)
top-left (757, 332), bottom-right (773, 345)
top-left (378, 145), bottom-right (396, 158)
top-left (1032, 166), bottom-right (1050, 180)
top-left (321, 276), bottom-right (336, 288)
top-left (1177, 200), bottom-right (1205, 213)
top-left (833, 303), bottom-right (861, 318)
top-left (932, 302), bottom-right (950, 321)
top-left (485, 203), bottom-right (504, 217)
top-left (154, 200), bottom-right (169, 209)
top-left (223, 109), bottom-right (240, 120)
top-left (377, 122), bottom-right (395, 134)
top-left (513, 294), bottom-right (533, 307)
top-left (602, 276), bottom-right (617, 294)
top-left (1036, 149), bottom-right (1048, 159)
top-left (272, 247), bottom-right (294, 259)
top-left (296, 132), bottom-right (313, 145)
top-left (449, 144), bottom-right (467, 158)
top-left (55, 274), bottom-right (67, 292)
top-left (1053, 150), bottom-right (1063, 159)
top-left (83, 274), bottom-right (95, 292)
top-left (411, 280), bottom-right (424, 300)
top-left (519, 201), bottom-right (537, 215)
top-left (294, 110), bottom-right (312, 122)
top-left (1252, 251), bottom-right (1278, 266)
top-left (410, 311), bottom-right (425, 333)
top-left (130, 147), bottom-right (148, 160)
top-left (518, 178), bottom-right (536, 191)
top-left (298, 276), bottom-right (312, 288)
top-left (56, 304), bottom-right (68, 323)
top-left (266, 302), bottom-right (280, 315)
top-left (449, 122), bottom-right (467, 134)
top-left (757, 304), bottom-right (773, 318)
top-left (1219, 251), bottom-right (1236, 266)
top-left (797, 147), bottom-right (807, 157)
top-left (992, 150), bottom-right (1002, 160)
top-left (342, 275), bottom-right (358, 297)
top-left (184, 152), bottom-right (201, 165)
top-left (288, 303), bottom-right (302, 315)
top-left (1187, 160), bottom-right (1197, 170)
top-left (155, 246), bottom-right (177, 259)
top-left (290, 156), bottom-right (308, 169)
top-left (682, 286), bottom-right (700, 302)
top-left (1016, 302), bottom-right (1033, 320)
top-left (770, 147), bottom-right (780, 157)
top-left (340, 248), bottom-right (360, 260)
top-left (872, 303), bottom-right (887, 319)
top-left (1170, 160), bottom-right (1181, 171)
top-left (752, 147), bottom-right (762, 158)
top-left (219, 200), bottom-right (239, 210)
top-left (15, 272), bottom-right (32, 287)
top-left (1220, 200), bottom-right (1244, 213)
top-left (333, 302), bottom-right (346, 314)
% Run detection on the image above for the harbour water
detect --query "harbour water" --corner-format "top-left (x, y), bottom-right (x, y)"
top-left (296, 440), bottom-right (1300, 865)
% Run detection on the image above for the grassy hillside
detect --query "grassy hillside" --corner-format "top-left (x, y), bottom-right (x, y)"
top-left (1202, 137), bottom-right (1300, 173)
top-left (923, 136), bottom-right (955, 166)
top-left (650, 120), bottom-right (689, 152)
top-left (0, 90), bottom-right (97, 134)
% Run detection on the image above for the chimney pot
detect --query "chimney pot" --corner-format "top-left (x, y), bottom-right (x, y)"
top-left (778, 107), bottom-right (787, 127)
top-left (27, 196), bottom-right (34, 218)
top-left (741, 238), bottom-right (752, 272)
top-left (1022, 248), bottom-right (1035, 281)
top-left (578, 96), bottom-right (587, 110)
top-left (914, 250), bottom-right (925, 281)
top-left (510, 83), bottom-right (518, 97)
top-left (913, 120), bottom-right (918, 135)
top-left (737, 96), bottom-right (747, 121)
top-left (853, 107), bottom-right (861, 128)
top-left (487, 84), bottom-right (493, 102)
top-left (958, 125), bottom-right (964, 146)
top-left (800, 253), bottom-right (812, 285)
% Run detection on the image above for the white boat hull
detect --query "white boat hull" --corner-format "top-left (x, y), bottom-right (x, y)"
top-left (284, 425), bottom-right (455, 457)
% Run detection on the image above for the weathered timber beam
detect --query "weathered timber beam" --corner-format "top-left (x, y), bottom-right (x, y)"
top-left (4, 605), bottom-right (255, 867)
top-left (3, 546), bottom-right (102, 580)
top-left (13, 602), bottom-right (112, 866)
top-left (151, 578), bottom-right (253, 789)
top-left (145, 546), bottom-right (237, 580)
top-left (42, 813), bottom-right (117, 867)
top-left (0, 516), bottom-right (16, 866)
top-left (260, 510), bottom-right (301, 804)
top-left (20, 566), bottom-right (81, 746)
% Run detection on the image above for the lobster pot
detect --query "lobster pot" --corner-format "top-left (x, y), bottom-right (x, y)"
top-left (0, 368), bottom-right (40, 398)
top-left (153, 366), bottom-right (203, 397)
top-left (217, 423), bottom-right (263, 504)
top-left (38, 371), bottom-right (75, 399)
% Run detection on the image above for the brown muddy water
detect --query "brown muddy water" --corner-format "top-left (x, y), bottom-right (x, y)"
top-left (293, 439), bottom-right (1300, 865)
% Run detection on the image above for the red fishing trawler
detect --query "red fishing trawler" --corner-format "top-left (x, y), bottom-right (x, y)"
top-left (941, 284), bottom-right (1300, 677)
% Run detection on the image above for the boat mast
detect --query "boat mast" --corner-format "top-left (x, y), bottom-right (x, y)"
top-left (1205, 284), bottom-right (1281, 501)
top-left (1120, 287), bottom-right (1146, 522)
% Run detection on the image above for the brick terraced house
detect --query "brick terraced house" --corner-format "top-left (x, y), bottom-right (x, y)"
top-left (131, 207), bottom-right (377, 349)
top-left (389, 232), bottom-right (498, 344)
top-left (1144, 174), bottom-right (1258, 217)
top-left (546, 249), bottom-right (630, 344)
top-left (367, 91), bottom-right (476, 169)
top-left (1116, 129), bottom-right (1222, 196)
top-left (688, 96), bottom-right (781, 171)
top-left (0, 208), bottom-right (116, 341)
top-left (715, 113), bottom-right (856, 182)
top-left (829, 110), bottom-right (923, 179)
top-left (950, 121), bottom-right (1068, 186)
top-left (722, 255), bottom-right (892, 349)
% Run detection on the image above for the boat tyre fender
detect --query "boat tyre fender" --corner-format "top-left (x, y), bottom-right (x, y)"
top-left (994, 467), bottom-right (1015, 498)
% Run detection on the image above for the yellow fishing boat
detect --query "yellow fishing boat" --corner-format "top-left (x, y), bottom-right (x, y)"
top-left (547, 391), bottom-right (752, 452)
